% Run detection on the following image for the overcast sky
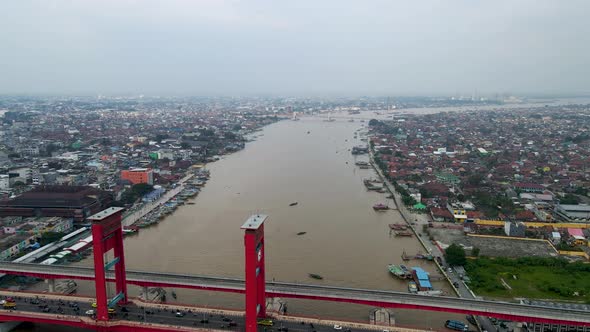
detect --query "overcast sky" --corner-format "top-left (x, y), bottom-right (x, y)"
top-left (1, 1), bottom-right (589, 96)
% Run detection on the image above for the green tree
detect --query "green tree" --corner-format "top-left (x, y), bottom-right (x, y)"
top-left (445, 243), bottom-right (467, 266)
top-left (560, 194), bottom-right (579, 205)
top-left (368, 119), bottom-right (380, 126)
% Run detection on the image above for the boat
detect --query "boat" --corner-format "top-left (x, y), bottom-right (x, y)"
top-left (387, 264), bottom-right (406, 279)
top-left (395, 231), bottom-right (413, 237)
top-left (389, 223), bottom-right (407, 230)
top-left (408, 281), bottom-right (418, 293)
top-left (297, 232), bottom-right (307, 236)
top-left (308, 274), bottom-right (323, 280)
top-left (355, 161), bottom-right (370, 167)
top-left (289, 202), bottom-right (298, 206)
top-left (373, 203), bottom-right (388, 211)
top-left (400, 264), bottom-right (411, 276)
top-left (187, 202), bottom-right (195, 205)
top-left (401, 250), bottom-right (411, 261)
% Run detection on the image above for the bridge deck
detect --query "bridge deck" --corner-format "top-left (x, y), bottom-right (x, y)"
top-left (0, 262), bottom-right (588, 326)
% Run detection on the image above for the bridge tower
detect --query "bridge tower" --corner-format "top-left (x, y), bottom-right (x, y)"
top-left (242, 214), bottom-right (268, 332)
top-left (88, 207), bottom-right (128, 321)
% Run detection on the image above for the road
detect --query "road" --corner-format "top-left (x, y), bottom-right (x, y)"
top-left (1, 294), bottom-right (389, 332)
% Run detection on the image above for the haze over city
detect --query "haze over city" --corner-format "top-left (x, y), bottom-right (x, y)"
top-left (1, 0), bottom-right (590, 96)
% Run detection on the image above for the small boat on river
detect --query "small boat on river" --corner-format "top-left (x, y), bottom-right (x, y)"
top-left (395, 231), bottom-right (413, 237)
top-left (289, 202), bottom-right (298, 206)
top-left (373, 203), bottom-right (389, 211)
top-left (309, 274), bottom-right (323, 280)
top-left (297, 232), bottom-right (307, 236)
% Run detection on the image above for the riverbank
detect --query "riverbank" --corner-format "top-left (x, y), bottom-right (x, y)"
top-left (367, 147), bottom-right (461, 297)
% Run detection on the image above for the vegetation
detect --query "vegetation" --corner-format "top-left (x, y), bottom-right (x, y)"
top-left (560, 193), bottom-right (579, 205)
top-left (39, 232), bottom-right (66, 246)
top-left (121, 183), bottom-right (154, 204)
top-left (445, 243), bottom-right (467, 266)
top-left (466, 257), bottom-right (590, 302)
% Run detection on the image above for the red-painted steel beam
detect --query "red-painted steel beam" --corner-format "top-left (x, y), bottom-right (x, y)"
top-left (266, 292), bottom-right (590, 327)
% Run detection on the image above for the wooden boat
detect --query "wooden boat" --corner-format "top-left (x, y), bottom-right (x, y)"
top-left (297, 232), bottom-right (307, 236)
top-left (289, 202), bottom-right (298, 206)
top-left (309, 274), bottom-right (323, 280)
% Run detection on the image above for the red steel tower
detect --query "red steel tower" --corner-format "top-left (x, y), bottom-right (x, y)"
top-left (88, 207), bottom-right (128, 321)
top-left (242, 214), bottom-right (268, 332)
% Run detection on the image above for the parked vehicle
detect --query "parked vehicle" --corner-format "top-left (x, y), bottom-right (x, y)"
top-left (445, 320), bottom-right (468, 331)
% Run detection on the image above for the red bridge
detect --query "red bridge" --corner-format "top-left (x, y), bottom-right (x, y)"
top-left (0, 208), bottom-right (589, 332)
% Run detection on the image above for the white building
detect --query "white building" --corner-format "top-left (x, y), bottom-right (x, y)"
top-left (0, 174), bottom-right (9, 190)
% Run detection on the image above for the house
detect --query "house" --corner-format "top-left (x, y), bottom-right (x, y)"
top-left (430, 207), bottom-right (454, 222)
top-left (567, 228), bottom-right (587, 246)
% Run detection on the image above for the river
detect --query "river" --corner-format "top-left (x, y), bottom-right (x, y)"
top-left (36, 117), bottom-right (465, 330)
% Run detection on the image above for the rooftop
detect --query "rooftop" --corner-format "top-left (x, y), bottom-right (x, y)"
top-left (241, 214), bottom-right (267, 230)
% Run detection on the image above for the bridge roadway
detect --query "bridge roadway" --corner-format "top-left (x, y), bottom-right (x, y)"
top-left (1, 262), bottom-right (589, 327)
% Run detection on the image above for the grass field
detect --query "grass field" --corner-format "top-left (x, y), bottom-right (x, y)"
top-left (465, 257), bottom-right (590, 303)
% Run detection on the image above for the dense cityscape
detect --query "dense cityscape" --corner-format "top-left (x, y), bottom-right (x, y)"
top-left (1, 1), bottom-right (590, 332)
top-left (0, 96), bottom-right (588, 332)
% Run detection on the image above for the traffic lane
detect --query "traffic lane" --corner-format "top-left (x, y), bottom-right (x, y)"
top-left (6, 296), bottom-right (385, 332)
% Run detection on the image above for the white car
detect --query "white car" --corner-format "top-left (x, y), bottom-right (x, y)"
top-left (85, 309), bottom-right (95, 316)
top-left (334, 325), bottom-right (343, 330)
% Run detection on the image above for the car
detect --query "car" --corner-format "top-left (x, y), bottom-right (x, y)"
top-left (447, 267), bottom-right (453, 273)
top-left (258, 319), bottom-right (274, 326)
top-left (175, 311), bottom-right (185, 317)
top-left (200, 319), bottom-right (209, 324)
top-left (278, 327), bottom-right (288, 332)
top-left (108, 308), bottom-right (116, 314)
top-left (228, 321), bottom-right (237, 327)
top-left (121, 307), bottom-right (129, 312)
top-left (334, 325), bottom-right (343, 330)
top-left (222, 316), bottom-right (232, 322)
top-left (91, 302), bottom-right (97, 308)
top-left (42, 307), bottom-right (51, 313)
top-left (86, 310), bottom-right (95, 316)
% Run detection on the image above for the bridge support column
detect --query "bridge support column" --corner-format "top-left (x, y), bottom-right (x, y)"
top-left (46, 279), bottom-right (55, 293)
top-left (242, 215), bottom-right (267, 332)
top-left (88, 207), bottom-right (128, 322)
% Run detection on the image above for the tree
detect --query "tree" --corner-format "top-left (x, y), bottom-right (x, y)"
top-left (13, 181), bottom-right (25, 187)
top-left (368, 119), bottom-right (380, 126)
top-left (445, 243), bottom-right (466, 266)
top-left (560, 194), bottom-right (579, 205)
top-left (471, 247), bottom-right (480, 257)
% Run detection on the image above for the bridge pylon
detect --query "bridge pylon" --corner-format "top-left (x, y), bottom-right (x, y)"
top-left (242, 214), bottom-right (268, 332)
top-left (88, 207), bottom-right (128, 321)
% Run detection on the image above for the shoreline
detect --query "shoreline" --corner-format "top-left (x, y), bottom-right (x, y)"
top-left (367, 148), bottom-right (461, 297)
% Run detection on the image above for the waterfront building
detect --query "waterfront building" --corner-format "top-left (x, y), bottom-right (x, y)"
top-left (121, 168), bottom-right (154, 185)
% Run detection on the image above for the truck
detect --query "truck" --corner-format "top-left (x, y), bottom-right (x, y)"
top-left (445, 320), bottom-right (468, 331)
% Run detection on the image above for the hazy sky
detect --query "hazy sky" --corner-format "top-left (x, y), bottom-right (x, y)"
top-left (1, 1), bottom-right (589, 96)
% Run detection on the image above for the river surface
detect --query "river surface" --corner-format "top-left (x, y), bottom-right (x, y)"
top-left (41, 117), bottom-right (465, 329)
